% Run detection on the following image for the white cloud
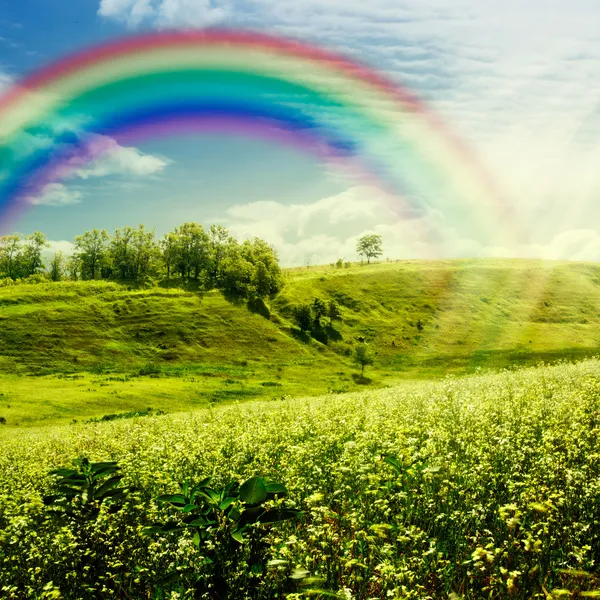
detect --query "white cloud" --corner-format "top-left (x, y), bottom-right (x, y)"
top-left (97, 0), bottom-right (154, 26)
top-left (221, 186), bottom-right (489, 266)
top-left (73, 136), bottom-right (170, 179)
top-left (27, 183), bottom-right (82, 207)
top-left (44, 240), bottom-right (76, 259)
top-left (16, 132), bottom-right (170, 207)
top-left (220, 187), bottom-right (600, 266)
top-left (97, 0), bottom-right (228, 27)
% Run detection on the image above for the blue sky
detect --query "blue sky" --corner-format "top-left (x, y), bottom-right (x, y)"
top-left (1, 0), bottom-right (600, 265)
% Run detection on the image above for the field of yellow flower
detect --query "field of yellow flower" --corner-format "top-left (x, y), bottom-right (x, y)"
top-left (1, 359), bottom-right (600, 599)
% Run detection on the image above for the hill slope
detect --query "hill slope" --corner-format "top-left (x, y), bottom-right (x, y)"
top-left (1, 258), bottom-right (600, 378)
top-left (2, 258), bottom-right (600, 427)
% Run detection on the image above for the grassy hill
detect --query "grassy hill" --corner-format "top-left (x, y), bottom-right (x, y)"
top-left (2, 258), bottom-right (600, 427)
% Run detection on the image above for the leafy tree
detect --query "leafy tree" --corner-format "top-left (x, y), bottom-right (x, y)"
top-left (218, 240), bottom-right (256, 298)
top-left (73, 229), bottom-right (109, 280)
top-left (356, 233), bottom-right (383, 264)
top-left (0, 234), bottom-right (23, 279)
top-left (133, 225), bottom-right (159, 280)
top-left (108, 226), bottom-right (135, 280)
top-left (169, 222), bottom-right (210, 281)
top-left (312, 298), bottom-right (327, 327)
top-left (293, 303), bottom-right (313, 332)
top-left (208, 224), bottom-right (230, 286)
top-left (327, 299), bottom-right (342, 326)
top-left (22, 231), bottom-right (49, 277)
top-left (48, 251), bottom-right (65, 282)
top-left (241, 238), bottom-right (284, 298)
top-left (218, 237), bottom-right (283, 300)
top-left (160, 231), bottom-right (178, 279)
top-left (353, 342), bottom-right (374, 376)
top-left (66, 254), bottom-right (81, 281)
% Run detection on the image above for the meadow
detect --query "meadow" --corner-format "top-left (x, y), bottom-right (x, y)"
top-left (2, 259), bottom-right (600, 429)
top-left (2, 259), bottom-right (600, 599)
top-left (1, 358), bottom-right (600, 598)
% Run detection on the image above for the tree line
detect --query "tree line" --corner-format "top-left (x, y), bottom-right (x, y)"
top-left (0, 224), bottom-right (283, 300)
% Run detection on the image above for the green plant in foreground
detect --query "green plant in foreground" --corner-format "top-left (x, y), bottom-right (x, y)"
top-left (43, 457), bottom-right (130, 520)
top-left (40, 458), bottom-right (132, 596)
top-left (144, 475), bottom-right (302, 598)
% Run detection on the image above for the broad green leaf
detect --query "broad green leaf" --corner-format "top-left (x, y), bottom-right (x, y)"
top-left (59, 475), bottom-right (87, 485)
top-left (203, 488), bottom-right (219, 503)
top-left (90, 466), bottom-right (118, 479)
top-left (239, 476), bottom-right (267, 504)
top-left (102, 489), bottom-right (126, 504)
top-left (258, 509), bottom-right (302, 524)
top-left (156, 494), bottom-right (187, 507)
top-left (55, 485), bottom-right (81, 498)
top-left (95, 476), bottom-right (123, 499)
top-left (90, 462), bottom-right (117, 472)
top-left (384, 455), bottom-right (402, 474)
top-left (49, 468), bottom-right (78, 477)
top-left (144, 521), bottom-right (181, 534)
top-left (221, 481), bottom-right (239, 501)
top-left (184, 517), bottom-right (208, 527)
top-left (219, 497), bottom-right (236, 511)
top-left (231, 526), bottom-right (248, 543)
top-left (142, 525), bottom-right (167, 535)
top-left (239, 506), bottom-right (266, 525)
top-left (42, 495), bottom-right (60, 505)
top-left (190, 478), bottom-right (212, 499)
top-left (265, 483), bottom-right (288, 496)
top-left (193, 490), bottom-right (218, 506)
top-left (228, 507), bottom-right (242, 522)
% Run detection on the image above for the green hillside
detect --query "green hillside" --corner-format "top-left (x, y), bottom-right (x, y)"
top-left (1, 258), bottom-right (600, 427)
top-left (276, 258), bottom-right (600, 372)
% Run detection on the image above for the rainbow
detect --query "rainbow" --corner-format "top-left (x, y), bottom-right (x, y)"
top-left (0, 29), bottom-right (514, 247)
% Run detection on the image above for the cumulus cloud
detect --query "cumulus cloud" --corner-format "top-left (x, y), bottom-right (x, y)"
top-left (219, 187), bottom-right (600, 266)
top-left (73, 136), bottom-right (170, 179)
top-left (27, 183), bottom-right (82, 207)
top-left (220, 186), bottom-right (489, 266)
top-left (44, 240), bottom-right (76, 259)
top-left (97, 0), bottom-right (154, 26)
top-left (17, 132), bottom-right (170, 207)
top-left (98, 0), bottom-right (228, 27)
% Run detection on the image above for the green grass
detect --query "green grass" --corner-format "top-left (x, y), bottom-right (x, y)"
top-left (1, 359), bottom-right (599, 598)
top-left (2, 258), bottom-right (600, 428)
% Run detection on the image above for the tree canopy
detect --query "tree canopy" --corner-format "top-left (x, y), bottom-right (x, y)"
top-left (356, 234), bottom-right (383, 264)
top-left (0, 224), bottom-right (284, 301)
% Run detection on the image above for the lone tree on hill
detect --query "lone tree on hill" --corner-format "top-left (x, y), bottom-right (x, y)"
top-left (354, 342), bottom-right (374, 376)
top-left (356, 233), bottom-right (383, 264)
